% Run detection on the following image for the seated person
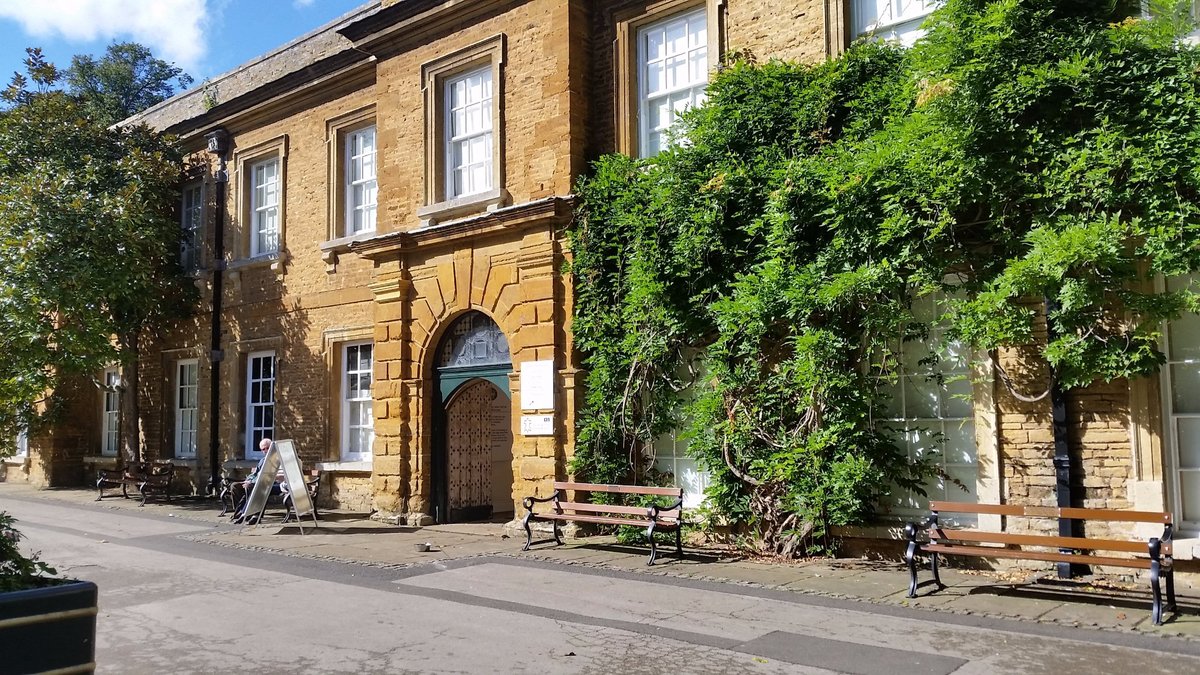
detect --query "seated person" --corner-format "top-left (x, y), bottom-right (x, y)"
top-left (230, 438), bottom-right (286, 523)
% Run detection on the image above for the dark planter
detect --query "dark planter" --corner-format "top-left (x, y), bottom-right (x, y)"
top-left (0, 580), bottom-right (97, 674)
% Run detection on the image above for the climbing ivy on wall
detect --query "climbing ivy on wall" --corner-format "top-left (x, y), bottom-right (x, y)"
top-left (569, 0), bottom-right (1200, 555)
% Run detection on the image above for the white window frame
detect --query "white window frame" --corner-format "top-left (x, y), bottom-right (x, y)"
top-left (637, 7), bottom-right (709, 158)
top-left (851, 0), bottom-right (940, 46)
top-left (101, 367), bottom-right (120, 457)
top-left (14, 428), bottom-right (28, 458)
top-left (180, 182), bottom-right (203, 272)
top-left (245, 351), bottom-right (276, 459)
top-left (653, 432), bottom-right (708, 509)
top-left (1160, 275), bottom-right (1200, 535)
top-left (877, 292), bottom-right (980, 522)
top-left (175, 359), bottom-right (199, 459)
top-left (444, 66), bottom-right (495, 199)
top-left (249, 157), bottom-right (281, 257)
top-left (341, 342), bottom-right (374, 462)
top-left (344, 126), bottom-right (378, 236)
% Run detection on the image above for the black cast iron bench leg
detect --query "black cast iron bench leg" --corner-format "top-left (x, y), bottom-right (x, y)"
top-left (646, 521), bottom-right (659, 566)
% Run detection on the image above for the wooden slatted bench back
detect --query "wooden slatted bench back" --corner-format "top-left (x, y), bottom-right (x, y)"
top-left (521, 481), bottom-right (687, 565)
top-left (550, 482), bottom-right (684, 524)
top-left (905, 501), bottom-right (1178, 624)
top-left (926, 501), bottom-right (1173, 559)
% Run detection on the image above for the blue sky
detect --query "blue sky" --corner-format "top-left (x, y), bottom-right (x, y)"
top-left (0, 0), bottom-right (369, 93)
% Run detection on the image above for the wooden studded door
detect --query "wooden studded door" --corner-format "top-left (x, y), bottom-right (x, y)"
top-left (444, 379), bottom-right (512, 522)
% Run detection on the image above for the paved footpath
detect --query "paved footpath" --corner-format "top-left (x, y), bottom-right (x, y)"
top-left (3, 485), bottom-right (1200, 674)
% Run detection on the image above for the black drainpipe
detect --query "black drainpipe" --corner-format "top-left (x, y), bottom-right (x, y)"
top-left (204, 129), bottom-right (229, 496)
top-left (1045, 297), bottom-right (1078, 579)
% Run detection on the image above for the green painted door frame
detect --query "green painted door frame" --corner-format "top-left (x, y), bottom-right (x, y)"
top-left (431, 362), bottom-right (512, 523)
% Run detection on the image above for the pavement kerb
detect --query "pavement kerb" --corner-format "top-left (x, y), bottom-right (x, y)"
top-left (5, 484), bottom-right (1198, 642)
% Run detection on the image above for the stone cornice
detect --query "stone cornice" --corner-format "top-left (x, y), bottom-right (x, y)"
top-left (350, 196), bottom-right (574, 261)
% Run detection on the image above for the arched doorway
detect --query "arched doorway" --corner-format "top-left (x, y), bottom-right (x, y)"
top-left (432, 311), bottom-right (513, 523)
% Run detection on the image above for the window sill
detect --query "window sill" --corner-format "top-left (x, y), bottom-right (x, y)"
top-left (1175, 537), bottom-right (1200, 561)
top-left (82, 456), bottom-right (120, 468)
top-left (222, 459), bottom-right (259, 470)
top-left (3, 456), bottom-right (29, 467)
top-left (416, 188), bottom-right (509, 228)
top-left (319, 232), bottom-right (377, 273)
top-left (314, 460), bottom-right (372, 473)
top-left (228, 252), bottom-right (287, 275)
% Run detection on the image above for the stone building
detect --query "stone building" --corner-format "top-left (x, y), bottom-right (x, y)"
top-left (3, 1), bottom-right (1197, 560)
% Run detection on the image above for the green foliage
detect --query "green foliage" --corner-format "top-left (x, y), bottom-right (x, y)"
top-left (0, 48), bottom-right (193, 450)
top-left (0, 512), bottom-right (57, 592)
top-left (570, 1), bottom-right (1200, 555)
top-left (66, 42), bottom-right (193, 126)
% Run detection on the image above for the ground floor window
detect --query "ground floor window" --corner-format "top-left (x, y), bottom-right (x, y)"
top-left (1163, 275), bottom-right (1200, 532)
top-left (102, 367), bottom-right (120, 457)
top-left (14, 429), bottom-right (27, 458)
top-left (175, 359), bottom-right (199, 458)
top-left (246, 351), bottom-right (275, 459)
top-left (877, 292), bottom-right (979, 519)
top-left (342, 342), bottom-right (374, 461)
top-left (652, 432), bottom-right (708, 509)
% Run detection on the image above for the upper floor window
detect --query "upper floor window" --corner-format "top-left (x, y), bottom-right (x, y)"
top-left (638, 7), bottom-right (708, 158)
top-left (419, 36), bottom-right (505, 224)
top-left (180, 183), bottom-right (203, 272)
top-left (445, 67), bottom-right (495, 199)
top-left (345, 126), bottom-right (378, 235)
top-left (250, 157), bottom-right (281, 257)
top-left (852, 0), bottom-right (940, 46)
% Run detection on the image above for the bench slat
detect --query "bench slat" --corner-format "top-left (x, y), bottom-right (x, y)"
top-left (554, 501), bottom-right (681, 521)
top-left (555, 482), bottom-right (683, 498)
top-left (534, 513), bottom-right (680, 529)
top-left (929, 501), bottom-right (1172, 524)
top-left (554, 502), bottom-right (651, 517)
top-left (930, 528), bottom-right (1164, 554)
top-left (923, 543), bottom-right (1154, 569)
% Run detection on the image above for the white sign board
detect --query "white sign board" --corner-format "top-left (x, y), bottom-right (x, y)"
top-left (275, 439), bottom-right (315, 523)
top-left (521, 415), bottom-right (554, 436)
top-left (520, 360), bottom-right (555, 411)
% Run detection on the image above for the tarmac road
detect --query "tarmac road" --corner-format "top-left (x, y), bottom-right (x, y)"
top-left (4, 495), bottom-right (1200, 674)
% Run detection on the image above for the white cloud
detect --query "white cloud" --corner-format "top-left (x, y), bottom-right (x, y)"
top-left (0, 0), bottom-right (209, 72)
top-left (293, 0), bottom-right (316, 7)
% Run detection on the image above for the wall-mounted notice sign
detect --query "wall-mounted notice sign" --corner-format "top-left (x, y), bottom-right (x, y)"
top-left (521, 415), bottom-right (554, 436)
top-left (520, 360), bottom-right (555, 411)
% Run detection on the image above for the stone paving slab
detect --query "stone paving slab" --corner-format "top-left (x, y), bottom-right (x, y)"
top-left (5, 484), bottom-right (1198, 642)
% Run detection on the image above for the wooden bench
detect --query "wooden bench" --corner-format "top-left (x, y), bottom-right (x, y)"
top-left (521, 481), bottom-right (685, 566)
top-left (95, 461), bottom-right (174, 506)
top-left (905, 501), bottom-right (1177, 624)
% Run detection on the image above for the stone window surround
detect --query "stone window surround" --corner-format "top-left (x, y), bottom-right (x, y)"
top-left (231, 336), bottom-right (282, 460)
top-left (322, 106), bottom-right (379, 272)
top-left (417, 34), bottom-right (508, 228)
top-left (233, 135), bottom-right (288, 270)
top-left (1131, 274), bottom-right (1200, 551)
top-left (613, 0), bottom-right (726, 158)
top-left (322, 326), bottom-right (376, 464)
top-left (161, 346), bottom-right (205, 461)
